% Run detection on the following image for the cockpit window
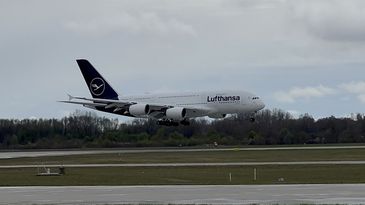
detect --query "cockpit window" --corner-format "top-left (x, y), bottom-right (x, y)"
top-left (252, 97), bottom-right (260, 100)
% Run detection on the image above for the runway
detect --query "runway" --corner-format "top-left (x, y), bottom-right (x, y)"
top-left (1, 184), bottom-right (364, 204)
top-left (1, 145), bottom-right (365, 159)
top-left (1, 160), bottom-right (365, 168)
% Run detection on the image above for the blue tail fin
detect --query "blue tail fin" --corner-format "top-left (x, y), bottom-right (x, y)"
top-left (76, 59), bottom-right (119, 100)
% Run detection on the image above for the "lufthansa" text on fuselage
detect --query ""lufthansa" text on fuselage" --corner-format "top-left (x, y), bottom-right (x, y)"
top-left (207, 95), bottom-right (241, 102)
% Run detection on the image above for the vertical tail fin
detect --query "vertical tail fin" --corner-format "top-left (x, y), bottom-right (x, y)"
top-left (76, 59), bottom-right (119, 100)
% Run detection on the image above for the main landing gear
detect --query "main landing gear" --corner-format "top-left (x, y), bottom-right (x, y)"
top-left (180, 119), bottom-right (190, 126)
top-left (157, 119), bottom-right (190, 126)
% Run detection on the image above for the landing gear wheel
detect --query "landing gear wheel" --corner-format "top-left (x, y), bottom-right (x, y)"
top-left (180, 120), bottom-right (190, 126)
top-left (157, 120), bottom-right (179, 126)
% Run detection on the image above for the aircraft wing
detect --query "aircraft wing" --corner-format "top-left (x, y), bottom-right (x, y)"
top-left (67, 94), bottom-right (130, 106)
top-left (60, 95), bottom-right (211, 119)
top-left (58, 100), bottom-right (108, 107)
top-left (60, 95), bottom-right (172, 116)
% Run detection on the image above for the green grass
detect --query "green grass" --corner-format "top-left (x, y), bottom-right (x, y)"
top-left (1, 148), bottom-right (365, 165)
top-left (1, 147), bottom-right (365, 186)
top-left (1, 165), bottom-right (365, 186)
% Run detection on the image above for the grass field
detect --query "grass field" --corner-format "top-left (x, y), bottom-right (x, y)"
top-left (1, 147), bottom-right (365, 186)
top-left (1, 148), bottom-right (365, 165)
top-left (0, 165), bottom-right (365, 186)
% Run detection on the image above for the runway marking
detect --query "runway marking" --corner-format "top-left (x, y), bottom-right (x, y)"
top-left (1, 145), bottom-right (365, 159)
top-left (1, 160), bottom-right (365, 168)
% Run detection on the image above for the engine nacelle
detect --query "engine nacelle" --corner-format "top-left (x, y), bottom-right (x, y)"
top-left (165, 107), bottom-right (186, 120)
top-left (129, 103), bottom-right (150, 117)
top-left (207, 113), bottom-right (227, 119)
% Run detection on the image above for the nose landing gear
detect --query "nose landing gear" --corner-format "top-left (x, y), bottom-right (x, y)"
top-left (249, 111), bottom-right (257, 123)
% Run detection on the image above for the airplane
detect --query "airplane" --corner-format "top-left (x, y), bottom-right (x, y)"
top-left (60, 59), bottom-right (265, 126)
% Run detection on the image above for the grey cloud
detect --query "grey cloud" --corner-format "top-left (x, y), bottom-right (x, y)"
top-left (290, 0), bottom-right (365, 42)
top-left (273, 85), bottom-right (336, 103)
top-left (64, 12), bottom-right (196, 37)
top-left (339, 81), bottom-right (365, 103)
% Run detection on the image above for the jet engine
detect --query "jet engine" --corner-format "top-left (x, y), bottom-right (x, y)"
top-left (207, 113), bottom-right (227, 119)
top-left (165, 107), bottom-right (186, 120)
top-left (129, 103), bottom-right (150, 117)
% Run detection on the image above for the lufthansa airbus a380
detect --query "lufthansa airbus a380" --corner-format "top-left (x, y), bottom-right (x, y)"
top-left (60, 59), bottom-right (265, 126)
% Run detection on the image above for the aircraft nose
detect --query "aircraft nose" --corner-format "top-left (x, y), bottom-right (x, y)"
top-left (257, 99), bottom-right (265, 110)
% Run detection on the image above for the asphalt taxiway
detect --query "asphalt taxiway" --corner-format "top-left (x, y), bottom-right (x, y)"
top-left (0, 184), bottom-right (364, 204)
top-left (1, 160), bottom-right (365, 168)
top-left (1, 145), bottom-right (365, 159)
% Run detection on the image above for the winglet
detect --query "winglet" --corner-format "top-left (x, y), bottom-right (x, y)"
top-left (67, 94), bottom-right (74, 101)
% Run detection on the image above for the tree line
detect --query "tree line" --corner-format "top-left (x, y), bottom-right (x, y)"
top-left (1, 109), bottom-right (365, 149)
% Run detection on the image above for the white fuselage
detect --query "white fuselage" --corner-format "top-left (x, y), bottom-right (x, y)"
top-left (120, 90), bottom-right (265, 118)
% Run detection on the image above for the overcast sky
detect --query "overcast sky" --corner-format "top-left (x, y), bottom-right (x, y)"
top-left (1, 0), bottom-right (365, 120)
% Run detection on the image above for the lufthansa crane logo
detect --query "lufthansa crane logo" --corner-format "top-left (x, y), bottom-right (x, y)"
top-left (90, 77), bottom-right (105, 96)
